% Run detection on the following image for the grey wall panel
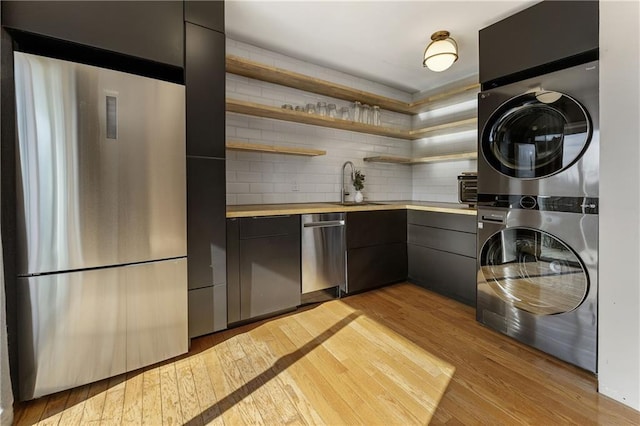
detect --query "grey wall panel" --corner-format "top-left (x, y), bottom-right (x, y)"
top-left (408, 224), bottom-right (476, 258)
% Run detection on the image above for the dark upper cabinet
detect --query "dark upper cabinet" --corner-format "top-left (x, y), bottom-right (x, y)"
top-left (185, 0), bottom-right (225, 33)
top-left (185, 22), bottom-right (226, 158)
top-left (1, 1), bottom-right (184, 68)
top-left (479, 0), bottom-right (598, 87)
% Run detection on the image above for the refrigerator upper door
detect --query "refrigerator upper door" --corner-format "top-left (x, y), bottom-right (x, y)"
top-left (14, 52), bottom-right (186, 275)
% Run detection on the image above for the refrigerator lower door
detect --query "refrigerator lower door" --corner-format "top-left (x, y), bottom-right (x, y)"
top-left (18, 258), bottom-right (187, 401)
top-left (18, 268), bottom-right (127, 400)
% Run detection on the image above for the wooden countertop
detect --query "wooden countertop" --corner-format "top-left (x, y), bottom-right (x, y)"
top-left (226, 200), bottom-right (476, 218)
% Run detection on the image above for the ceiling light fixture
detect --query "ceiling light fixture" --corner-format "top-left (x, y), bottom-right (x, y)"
top-left (423, 30), bottom-right (458, 72)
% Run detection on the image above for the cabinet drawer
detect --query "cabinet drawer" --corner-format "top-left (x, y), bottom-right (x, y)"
top-left (407, 210), bottom-right (476, 233)
top-left (408, 224), bottom-right (476, 258)
top-left (239, 215), bottom-right (299, 239)
top-left (347, 210), bottom-right (406, 248)
top-left (408, 244), bottom-right (476, 306)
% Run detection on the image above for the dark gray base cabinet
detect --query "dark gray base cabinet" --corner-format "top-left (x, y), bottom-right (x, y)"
top-left (227, 216), bottom-right (301, 324)
top-left (346, 210), bottom-right (407, 294)
top-left (407, 210), bottom-right (477, 307)
top-left (347, 243), bottom-right (407, 294)
top-left (408, 245), bottom-right (476, 306)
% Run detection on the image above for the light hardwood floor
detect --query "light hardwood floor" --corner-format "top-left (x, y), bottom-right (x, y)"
top-left (13, 282), bottom-right (640, 425)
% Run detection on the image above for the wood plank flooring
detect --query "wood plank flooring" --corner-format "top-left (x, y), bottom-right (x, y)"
top-left (13, 282), bottom-right (640, 425)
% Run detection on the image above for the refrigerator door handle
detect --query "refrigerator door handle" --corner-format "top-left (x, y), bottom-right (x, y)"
top-left (106, 95), bottom-right (118, 139)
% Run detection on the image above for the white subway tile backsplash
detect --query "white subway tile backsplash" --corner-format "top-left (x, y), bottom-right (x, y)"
top-left (225, 37), bottom-right (472, 205)
top-left (237, 194), bottom-right (264, 204)
top-left (250, 183), bottom-right (274, 193)
top-left (236, 171), bottom-right (262, 182)
top-left (227, 182), bottom-right (250, 193)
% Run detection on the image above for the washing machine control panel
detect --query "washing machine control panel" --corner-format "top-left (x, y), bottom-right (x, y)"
top-left (477, 194), bottom-right (598, 214)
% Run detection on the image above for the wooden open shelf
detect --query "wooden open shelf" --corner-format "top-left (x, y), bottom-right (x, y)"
top-left (226, 98), bottom-right (411, 139)
top-left (226, 140), bottom-right (326, 156)
top-left (227, 55), bottom-right (410, 114)
top-left (410, 118), bottom-right (478, 139)
top-left (364, 151), bottom-right (478, 165)
top-left (226, 55), bottom-right (480, 115)
top-left (226, 99), bottom-right (475, 141)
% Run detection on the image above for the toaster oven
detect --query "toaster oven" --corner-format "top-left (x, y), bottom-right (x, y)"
top-left (457, 172), bottom-right (477, 206)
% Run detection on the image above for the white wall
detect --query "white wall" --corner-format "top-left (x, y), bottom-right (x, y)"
top-left (598, 0), bottom-right (640, 411)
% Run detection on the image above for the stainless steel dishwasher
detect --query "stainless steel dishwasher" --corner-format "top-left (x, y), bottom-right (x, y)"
top-left (301, 213), bottom-right (346, 303)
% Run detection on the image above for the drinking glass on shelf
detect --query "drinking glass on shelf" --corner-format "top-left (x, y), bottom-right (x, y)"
top-left (328, 103), bottom-right (337, 118)
top-left (353, 101), bottom-right (362, 122)
top-left (317, 101), bottom-right (327, 116)
top-left (340, 106), bottom-right (350, 120)
top-left (306, 103), bottom-right (316, 114)
top-left (372, 105), bottom-right (381, 126)
top-left (362, 104), bottom-right (371, 125)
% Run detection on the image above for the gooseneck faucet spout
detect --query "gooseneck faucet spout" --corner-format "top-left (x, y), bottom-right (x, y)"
top-left (341, 161), bottom-right (355, 204)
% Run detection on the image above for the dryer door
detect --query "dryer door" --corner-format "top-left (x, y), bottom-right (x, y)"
top-left (481, 91), bottom-right (591, 179)
top-left (478, 227), bottom-right (588, 315)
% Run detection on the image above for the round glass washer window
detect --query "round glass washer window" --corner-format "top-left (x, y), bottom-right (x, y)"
top-left (479, 227), bottom-right (589, 315)
top-left (482, 91), bottom-right (591, 179)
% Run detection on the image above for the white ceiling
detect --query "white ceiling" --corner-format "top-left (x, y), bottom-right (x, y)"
top-left (225, 1), bottom-right (538, 94)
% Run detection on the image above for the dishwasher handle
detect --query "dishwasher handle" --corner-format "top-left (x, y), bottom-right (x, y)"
top-left (303, 220), bottom-right (345, 228)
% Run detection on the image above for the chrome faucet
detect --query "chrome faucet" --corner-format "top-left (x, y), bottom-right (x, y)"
top-left (341, 161), bottom-right (355, 203)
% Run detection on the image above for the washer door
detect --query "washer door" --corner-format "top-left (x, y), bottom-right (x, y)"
top-left (479, 227), bottom-right (588, 315)
top-left (481, 91), bottom-right (591, 179)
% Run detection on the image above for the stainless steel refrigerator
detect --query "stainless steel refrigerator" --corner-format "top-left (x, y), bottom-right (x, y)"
top-left (13, 52), bottom-right (188, 400)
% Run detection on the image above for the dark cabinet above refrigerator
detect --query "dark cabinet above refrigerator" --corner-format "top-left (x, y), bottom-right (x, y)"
top-left (1, 1), bottom-right (184, 68)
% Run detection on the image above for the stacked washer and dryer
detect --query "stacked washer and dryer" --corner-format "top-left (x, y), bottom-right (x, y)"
top-left (476, 2), bottom-right (600, 373)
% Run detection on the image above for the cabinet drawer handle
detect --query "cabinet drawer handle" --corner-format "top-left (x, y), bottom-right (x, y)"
top-left (304, 220), bottom-right (345, 228)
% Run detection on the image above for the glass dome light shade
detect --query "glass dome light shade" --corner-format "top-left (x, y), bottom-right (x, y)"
top-left (423, 32), bottom-right (458, 72)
